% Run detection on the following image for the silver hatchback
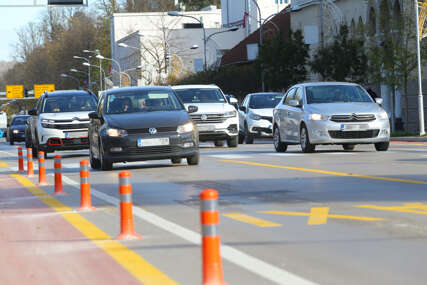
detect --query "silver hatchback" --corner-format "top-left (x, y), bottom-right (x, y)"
top-left (272, 82), bottom-right (390, 153)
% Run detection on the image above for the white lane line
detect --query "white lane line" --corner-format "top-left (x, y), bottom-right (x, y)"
top-left (60, 175), bottom-right (316, 285)
top-left (208, 154), bottom-right (252, 159)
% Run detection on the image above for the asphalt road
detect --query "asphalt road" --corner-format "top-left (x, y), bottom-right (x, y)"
top-left (1, 139), bottom-right (427, 285)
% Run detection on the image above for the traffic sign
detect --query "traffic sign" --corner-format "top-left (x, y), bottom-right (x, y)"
top-left (34, 84), bottom-right (55, 98)
top-left (6, 85), bottom-right (24, 99)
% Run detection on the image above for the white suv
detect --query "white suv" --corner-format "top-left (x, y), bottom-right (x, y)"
top-left (172, 85), bottom-right (239, 147)
top-left (27, 90), bottom-right (98, 157)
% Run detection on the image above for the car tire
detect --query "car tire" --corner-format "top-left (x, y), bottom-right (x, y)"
top-left (100, 142), bottom-right (113, 171)
top-left (273, 127), bottom-right (287, 152)
top-left (300, 125), bottom-right (315, 153)
top-left (245, 124), bottom-right (254, 144)
top-left (32, 143), bottom-right (39, 158)
top-left (342, 144), bottom-right (356, 151)
top-left (171, 157), bottom-right (182, 164)
top-left (90, 147), bottom-right (101, 169)
top-left (374, 141), bottom-right (389, 151)
top-left (214, 140), bottom-right (224, 147)
top-left (187, 152), bottom-right (200, 165)
top-left (238, 133), bottom-right (244, 144)
top-left (227, 136), bottom-right (238, 148)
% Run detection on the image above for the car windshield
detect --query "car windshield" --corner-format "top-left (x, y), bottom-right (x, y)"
top-left (174, 88), bottom-right (226, 104)
top-left (11, 117), bottom-right (28, 125)
top-left (42, 96), bottom-right (97, 113)
top-left (249, 94), bottom-right (283, 109)
top-left (105, 90), bottom-right (184, 114)
top-left (306, 85), bottom-right (373, 104)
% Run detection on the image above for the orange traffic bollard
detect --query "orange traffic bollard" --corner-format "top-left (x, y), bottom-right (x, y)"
top-left (78, 160), bottom-right (96, 211)
top-left (53, 155), bottom-right (65, 195)
top-left (17, 147), bottom-right (24, 172)
top-left (26, 148), bottom-right (34, 177)
top-left (116, 171), bottom-right (142, 240)
top-left (200, 189), bottom-right (227, 285)
top-left (38, 151), bottom-right (48, 186)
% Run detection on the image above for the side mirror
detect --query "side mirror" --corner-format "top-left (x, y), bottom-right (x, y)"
top-left (239, 105), bottom-right (247, 112)
top-left (187, 105), bottom-right (198, 114)
top-left (375, 98), bottom-right (383, 105)
top-left (28, 109), bottom-right (37, 116)
top-left (88, 112), bottom-right (99, 119)
top-left (289, 100), bottom-right (301, 107)
top-left (229, 97), bottom-right (238, 104)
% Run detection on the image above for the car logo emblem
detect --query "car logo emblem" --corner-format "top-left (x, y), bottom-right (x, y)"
top-left (149, 128), bottom-right (157, 135)
top-left (201, 114), bottom-right (208, 121)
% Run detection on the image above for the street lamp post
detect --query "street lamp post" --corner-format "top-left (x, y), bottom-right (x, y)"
top-left (73, 55), bottom-right (91, 89)
top-left (60, 73), bottom-right (80, 89)
top-left (70, 68), bottom-right (89, 88)
top-left (83, 62), bottom-right (106, 90)
top-left (96, 54), bottom-right (122, 87)
top-left (83, 50), bottom-right (102, 91)
top-left (415, 0), bottom-right (426, 135)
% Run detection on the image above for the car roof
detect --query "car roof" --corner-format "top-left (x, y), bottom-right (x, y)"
top-left (248, 92), bottom-right (283, 96)
top-left (44, 90), bottom-right (94, 97)
top-left (171, 84), bottom-right (220, 90)
top-left (103, 86), bottom-right (173, 95)
top-left (295, 82), bottom-right (360, 88)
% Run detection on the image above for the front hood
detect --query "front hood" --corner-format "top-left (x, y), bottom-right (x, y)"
top-left (10, 125), bottom-right (26, 131)
top-left (184, 103), bottom-right (235, 114)
top-left (40, 111), bottom-right (91, 121)
top-left (105, 110), bottom-right (190, 130)
top-left (249, 108), bottom-right (273, 117)
top-left (305, 103), bottom-right (384, 115)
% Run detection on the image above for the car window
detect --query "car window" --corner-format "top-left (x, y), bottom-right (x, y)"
top-left (41, 95), bottom-right (97, 113)
top-left (306, 85), bottom-right (373, 104)
top-left (295, 88), bottom-right (303, 106)
top-left (284, 88), bottom-right (297, 105)
top-left (98, 94), bottom-right (105, 115)
top-left (174, 88), bottom-right (226, 104)
top-left (249, 94), bottom-right (284, 109)
top-left (105, 90), bottom-right (184, 114)
top-left (242, 95), bottom-right (249, 107)
top-left (12, 117), bottom-right (28, 125)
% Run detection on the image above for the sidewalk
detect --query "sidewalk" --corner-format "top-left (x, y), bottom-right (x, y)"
top-left (0, 173), bottom-right (140, 285)
top-left (391, 136), bottom-right (427, 143)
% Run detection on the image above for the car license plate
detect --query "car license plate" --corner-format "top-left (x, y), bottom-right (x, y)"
top-left (197, 125), bottom-right (215, 132)
top-left (65, 131), bottom-right (87, 138)
top-left (340, 124), bottom-right (369, 131)
top-left (137, 138), bottom-right (170, 147)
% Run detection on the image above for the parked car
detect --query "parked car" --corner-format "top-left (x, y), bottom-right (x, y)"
top-left (272, 82), bottom-right (390, 153)
top-left (238, 92), bottom-right (284, 144)
top-left (172, 85), bottom-right (239, 147)
top-left (27, 90), bottom-right (98, 157)
top-left (7, 115), bottom-right (30, 145)
top-left (88, 86), bottom-right (200, 170)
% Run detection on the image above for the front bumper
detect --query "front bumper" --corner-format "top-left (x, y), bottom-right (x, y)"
top-left (11, 131), bottom-right (26, 141)
top-left (248, 118), bottom-right (273, 137)
top-left (196, 117), bottom-right (239, 141)
top-left (101, 131), bottom-right (199, 163)
top-left (38, 127), bottom-right (89, 150)
top-left (308, 119), bottom-right (390, 144)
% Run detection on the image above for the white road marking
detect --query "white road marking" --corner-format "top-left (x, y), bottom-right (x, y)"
top-left (60, 175), bottom-right (316, 285)
top-left (208, 154), bottom-right (252, 159)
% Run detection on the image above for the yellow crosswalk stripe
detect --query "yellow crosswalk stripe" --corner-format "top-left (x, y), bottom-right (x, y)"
top-left (223, 213), bottom-right (282, 227)
top-left (307, 207), bottom-right (329, 225)
top-left (356, 202), bottom-right (427, 215)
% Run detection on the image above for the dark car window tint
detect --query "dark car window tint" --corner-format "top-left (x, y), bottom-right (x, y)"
top-left (105, 90), bottom-right (184, 114)
top-left (175, 88), bottom-right (226, 104)
top-left (12, 117), bottom-right (28, 125)
top-left (249, 94), bottom-right (283, 109)
top-left (306, 85), bottom-right (373, 104)
top-left (42, 95), bottom-right (97, 113)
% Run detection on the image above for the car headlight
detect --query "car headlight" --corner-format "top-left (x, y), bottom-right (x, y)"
top-left (177, 122), bottom-right (194, 133)
top-left (13, 129), bottom-right (19, 134)
top-left (310, 113), bottom-right (329, 121)
top-left (41, 119), bottom-right (55, 128)
top-left (249, 113), bottom-right (262, 120)
top-left (106, 128), bottom-right (127, 137)
top-left (377, 112), bottom-right (388, 120)
top-left (223, 110), bottom-right (237, 118)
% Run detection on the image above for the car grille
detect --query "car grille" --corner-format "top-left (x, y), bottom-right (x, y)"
top-left (127, 127), bottom-right (177, 134)
top-left (190, 114), bottom-right (226, 124)
top-left (51, 123), bottom-right (89, 130)
top-left (260, 116), bottom-right (273, 123)
top-left (328, 130), bottom-right (380, 139)
top-left (62, 137), bottom-right (89, 145)
top-left (330, 114), bottom-right (376, 122)
top-left (126, 146), bottom-right (181, 155)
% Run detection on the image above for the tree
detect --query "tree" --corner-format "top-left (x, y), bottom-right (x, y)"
top-left (179, 0), bottom-right (220, 11)
top-left (311, 24), bottom-right (367, 84)
top-left (256, 30), bottom-right (310, 92)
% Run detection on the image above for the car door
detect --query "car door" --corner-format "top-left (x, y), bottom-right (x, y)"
top-left (90, 94), bottom-right (104, 158)
top-left (287, 87), bottom-right (304, 142)
top-left (276, 88), bottom-right (296, 142)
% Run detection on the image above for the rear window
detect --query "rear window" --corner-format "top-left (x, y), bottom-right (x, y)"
top-left (174, 88), bottom-right (226, 104)
top-left (249, 94), bottom-right (283, 109)
top-left (41, 95), bottom-right (97, 113)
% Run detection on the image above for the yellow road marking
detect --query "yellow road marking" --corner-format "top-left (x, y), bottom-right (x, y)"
top-left (356, 202), bottom-right (427, 215)
top-left (308, 207), bottom-right (329, 225)
top-left (10, 174), bottom-right (178, 285)
top-left (0, 162), bottom-right (8, 167)
top-left (223, 213), bottom-right (281, 227)
top-left (262, 209), bottom-right (384, 225)
top-left (221, 160), bottom-right (427, 185)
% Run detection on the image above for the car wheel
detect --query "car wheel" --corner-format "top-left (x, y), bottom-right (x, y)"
top-left (300, 125), bottom-right (315, 153)
top-left (342, 144), bottom-right (356, 151)
top-left (245, 124), bottom-right (254, 144)
top-left (214, 140), bottom-right (224, 147)
top-left (273, 127), bottom-right (287, 152)
top-left (227, 136), bottom-right (238, 148)
top-left (238, 132), bottom-right (244, 144)
top-left (90, 146), bottom-right (101, 169)
top-left (374, 141), bottom-right (389, 151)
top-left (100, 142), bottom-right (113, 171)
top-left (171, 157), bottom-right (182, 164)
top-left (187, 152), bottom-right (200, 165)
top-left (32, 143), bottom-right (39, 158)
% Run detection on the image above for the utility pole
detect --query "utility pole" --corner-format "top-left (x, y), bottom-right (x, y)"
top-left (415, 0), bottom-right (426, 135)
top-left (319, 0), bottom-right (324, 48)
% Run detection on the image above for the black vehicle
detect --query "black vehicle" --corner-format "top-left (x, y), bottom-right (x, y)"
top-left (88, 86), bottom-right (200, 170)
top-left (7, 115), bottom-right (30, 145)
